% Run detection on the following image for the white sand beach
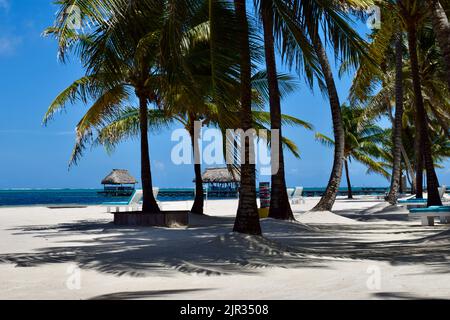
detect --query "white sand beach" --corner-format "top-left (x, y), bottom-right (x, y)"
top-left (0, 197), bottom-right (449, 300)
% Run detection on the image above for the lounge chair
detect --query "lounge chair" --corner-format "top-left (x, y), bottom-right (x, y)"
top-left (289, 187), bottom-right (305, 205)
top-left (103, 189), bottom-right (143, 213)
top-left (399, 185), bottom-right (447, 205)
top-left (286, 188), bottom-right (294, 198)
top-left (409, 206), bottom-right (450, 226)
top-left (398, 198), bottom-right (427, 204)
top-left (439, 186), bottom-right (447, 200)
top-left (103, 188), bottom-right (160, 213)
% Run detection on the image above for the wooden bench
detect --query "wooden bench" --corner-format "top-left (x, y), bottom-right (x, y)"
top-left (409, 207), bottom-right (450, 226)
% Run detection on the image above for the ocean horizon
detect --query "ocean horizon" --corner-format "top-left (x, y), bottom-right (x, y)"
top-left (0, 187), bottom-right (391, 207)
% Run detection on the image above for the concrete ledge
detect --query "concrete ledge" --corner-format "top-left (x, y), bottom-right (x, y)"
top-left (113, 211), bottom-right (190, 228)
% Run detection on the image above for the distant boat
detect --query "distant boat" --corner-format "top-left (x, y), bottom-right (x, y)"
top-left (98, 169), bottom-right (138, 197)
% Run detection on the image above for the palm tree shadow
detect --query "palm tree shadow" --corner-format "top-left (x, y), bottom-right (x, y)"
top-left (373, 292), bottom-right (441, 300)
top-left (334, 203), bottom-right (413, 222)
top-left (90, 288), bottom-right (214, 300)
top-left (1, 214), bottom-right (449, 277)
top-left (1, 215), bottom-right (326, 277)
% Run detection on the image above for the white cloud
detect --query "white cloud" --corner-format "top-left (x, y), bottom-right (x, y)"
top-left (153, 160), bottom-right (166, 171)
top-left (0, 36), bottom-right (21, 55)
top-left (0, 0), bottom-right (9, 11)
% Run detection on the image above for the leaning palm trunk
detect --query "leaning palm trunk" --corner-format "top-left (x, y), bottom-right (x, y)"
top-left (401, 143), bottom-right (416, 194)
top-left (308, 29), bottom-right (345, 212)
top-left (138, 94), bottom-right (161, 213)
top-left (387, 33), bottom-right (405, 204)
top-left (415, 130), bottom-right (424, 198)
top-left (233, 0), bottom-right (262, 235)
top-left (190, 119), bottom-right (204, 215)
top-left (344, 160), bottom-right (353, 200)
top-left (192, 163), bottom-right (204, 214)
top-left (262, 2), bottom-right (295, 221)
top-left (428, 0), bottom-right (450, 90)
top-left (406, 23), bottom-right (443, 207)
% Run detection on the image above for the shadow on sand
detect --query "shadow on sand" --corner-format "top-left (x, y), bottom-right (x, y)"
top-left (0, 206), bottom-right (449, 278)
top-left (90, 288), bottom-right (213, 300)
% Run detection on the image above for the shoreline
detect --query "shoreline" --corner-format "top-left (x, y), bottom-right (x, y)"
top-left (0, 187), bottom-right (399, 208)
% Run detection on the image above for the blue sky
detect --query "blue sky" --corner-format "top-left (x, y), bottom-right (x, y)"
top-left (0, 0), bottom-right (448, 189)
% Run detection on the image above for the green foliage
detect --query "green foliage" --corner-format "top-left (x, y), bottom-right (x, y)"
top-left (316, 104), bottom-right (390, 179)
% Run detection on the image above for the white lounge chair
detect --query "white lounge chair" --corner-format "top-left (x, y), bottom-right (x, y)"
top-left (439, 186), bottom-right (447, 200)
top-left (287, 188), bottom-right (294, 199)
top-left (153, 187), bottom-right (165, 209)
top-left (104, 188), bottom-right (160, 213)
top-left (289, 187), bottom-right (305, 205)
top-left (104, 190), bottom-right (143, 213)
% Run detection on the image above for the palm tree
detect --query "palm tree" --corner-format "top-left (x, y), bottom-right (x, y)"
top-left (44, 0), bottom-right (207, 213)
top-left (427, 0), bottom-right (450, 90)
top-left (239, 0), bottom-right (372, 214)
top-left (399, 0), bottom-right (443, 206)
top-left (347, 3), bottom-right (416, 199)
top-left (306, 23), bottom-right (346, 210)
top-left (218, 0), bottom-right (373, 216)
top-left (316, 105), bottom-right (389, 199)
top-left (350, 1), bottom-right (449, 203)
top-left (386, 32), bottom-right (405, 204)
top-left (233, 0), bottom-right (261, 235)
top-left (281, 0), bottom-right (372, 212)
top-left (95, 70), bottom-right (309, 216)
top-left (258, 0), bottom-right (294, 220)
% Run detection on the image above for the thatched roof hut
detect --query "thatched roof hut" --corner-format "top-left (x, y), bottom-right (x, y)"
top-left (201, 167), bottom-right (240, 183)
top-left (102, 169), bottom-right (138, 186)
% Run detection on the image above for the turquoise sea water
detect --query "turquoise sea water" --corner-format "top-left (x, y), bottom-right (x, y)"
top-left (0, 189), bottom-right (194, 207)
top-left (0, 187), bottom-right (390, 207)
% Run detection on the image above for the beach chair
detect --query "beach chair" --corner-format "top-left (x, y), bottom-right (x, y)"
top-left (290, 187), bottom-right (305, 205)
top-left (287, 188), bottom-right (295, 199)
top-left (439, 186), bottom-right (447, 200)
top-left (399, 185), bottom-right (447, 207)
top-left (103, 189), bottom-right (143, 213)
top-left (153, 188), bottom-right (164, 209)
top-left (104, 188), bottom-right (160, 213)
top-left (398, 197), bottom-right (428, 204)
top-left (409, 206), bottom-right (450, 226)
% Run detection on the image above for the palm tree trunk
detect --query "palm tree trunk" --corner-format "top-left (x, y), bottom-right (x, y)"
top-left (344, 160), bottom-right (353, 200)
top-left (406, 22), bottom-right (443, 207)
top-left (233, 0), bottom-right (262, 235)
top-left (261, 1), bottom-right (295, 221)
top-left (428, 0), bottom-right (450, 90)
top-left (399, 163), bottom-right (404, 194)
top-left (415, 131), bottom-right (424, 198)
top-left (401, 143), bottom-right (416, 194)
top-left (391, 118), bottom-right (416, 194)
top-left (387, 32), bottom-right (404, 205)
top-left (138, 94), bottom-right (160, 213)
top-left (308, 28), bottom-right (345, 212)
top-left (189, 119), bottom-right (204, 215)
top-left (389, 112), bottom-right (416, 195)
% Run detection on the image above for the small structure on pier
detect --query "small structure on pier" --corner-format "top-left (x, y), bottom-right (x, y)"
top-left (100, 169), bottom-right (138, 197)
top-left (200, 167), bottom-right (240, 197)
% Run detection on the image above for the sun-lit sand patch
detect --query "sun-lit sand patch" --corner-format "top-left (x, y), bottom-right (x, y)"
top-left (296, 210), bottom-right (362, 225)
top-left (0, 198), bottom-right (449, 300)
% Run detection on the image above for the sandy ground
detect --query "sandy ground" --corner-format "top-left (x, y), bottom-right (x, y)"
top-left (0, 197), bottom-right (449, 300)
